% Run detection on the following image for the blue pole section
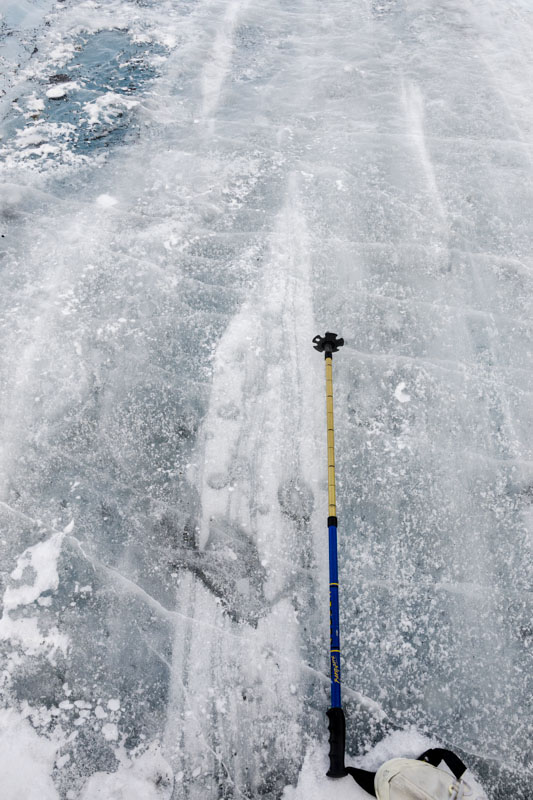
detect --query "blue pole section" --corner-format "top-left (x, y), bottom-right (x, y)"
top-left (329, 521), bottom-right (342, 708)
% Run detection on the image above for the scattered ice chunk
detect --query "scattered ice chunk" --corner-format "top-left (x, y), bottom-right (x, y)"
top-left (107, 698), bottom-right (120, 712)
top-left (132, 33), bottom-right (152, 45)
top-left (26, 95), bottom-right (45, 113)
top-left (101, 722), bottom-right (118, 741)
top-left (46, 86), bottom-right (67, 100)
top-left (96, 194), bottom-right (118, 208)
top-left (49, 43), bottom-right (75, 65)
top-left (84, 92), bottom-right (139, 126)
top-left (394, 382), bottom-right (411, 403)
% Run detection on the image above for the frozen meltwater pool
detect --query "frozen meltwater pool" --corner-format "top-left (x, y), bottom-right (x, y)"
top-left (1, 27), bottom-right (167, 168)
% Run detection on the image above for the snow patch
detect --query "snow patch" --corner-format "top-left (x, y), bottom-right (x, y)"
top-left (49, 42), bottom-right (76, 66)
top-left (0, 524), bottom-right (72, 656)
top-left (0, 616), bottom-right (68, 658)
top-left (3, 529), bottom-right (67, 611)
top-left (285, 731), bottom-right (439, 800)
top-left (79, 744), bottom-right (173, 800)
top-left (352, 729), bottom-right (438, 772)
top-left (84, 92), bottom-right (139, 126)
top-left (27, 95), bottom-right (45, 113)
top-left (1, 122), bottom-right (79, 169)
top-left (0, 709), bottom-right (60, 800)
top-left (283, 746), bottom-right (368, 800)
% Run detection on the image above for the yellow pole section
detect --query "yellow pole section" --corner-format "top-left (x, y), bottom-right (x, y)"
top-left (325, 357), bottom-right (336, 518)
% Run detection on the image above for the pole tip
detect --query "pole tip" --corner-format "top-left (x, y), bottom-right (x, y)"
top-left (312, 332), bottom-right (344, 354)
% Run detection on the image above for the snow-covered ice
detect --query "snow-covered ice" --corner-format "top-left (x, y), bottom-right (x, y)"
top-left (1, 0), bottom-right (532, 798)
top-left (0, 708), bottom-right (60, 800)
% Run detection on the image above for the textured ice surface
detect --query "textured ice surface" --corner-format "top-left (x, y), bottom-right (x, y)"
top-left (1, 0), bottom-right (532, 798)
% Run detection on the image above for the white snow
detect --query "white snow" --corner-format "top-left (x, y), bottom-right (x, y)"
top-left (46, 86), bottom-right (67, 100)
top-left (96, 193), bottom-right (118, 208)
top-left (284, 748), bottom-right (367, 800)
top-left (4, 530), bottom-right (66, 610)
top-left (79, 744), bottom-right (173, 800)
top-left (15, 126), bottom-right (48, 149)
top-left (0, 709), bottom-right (60, 800)
top-left (26, 95), bottom-right (45, 113)
top-left (84, 92), bottom-right (139, 126)
top-left (0, 526), bottom-right (70, 656)
top-left (45, 82), bottom-right (79, 100)
top-left (394, 382), bottom-right (411, 403)
top-left (101, 722), bottom-right (119, 741)
top-left (49, 42), bottom-right (76, 66)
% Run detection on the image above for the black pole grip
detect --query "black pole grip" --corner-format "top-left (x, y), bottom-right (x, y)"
top-left (326, 707), bottom-right (348, 777)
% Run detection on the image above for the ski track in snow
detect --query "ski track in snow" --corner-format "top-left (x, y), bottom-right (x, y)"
top-left (0, 0), bottom-right (532, 798)
top-left (401, 81), bottom-right (447, 226)
top-left (164, 174), bottom-right (325, 797)
top-left (200, 0), bottom-right (250, 125)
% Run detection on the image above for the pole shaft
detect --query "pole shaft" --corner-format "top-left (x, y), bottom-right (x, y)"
top-left (325, 355), bottom-right (342, 708)
top-left (326, 357), bottom-right (336, 517)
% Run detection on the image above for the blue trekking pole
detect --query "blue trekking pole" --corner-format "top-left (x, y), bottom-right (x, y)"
top-left (312, 331), bottom-right (348, 778)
